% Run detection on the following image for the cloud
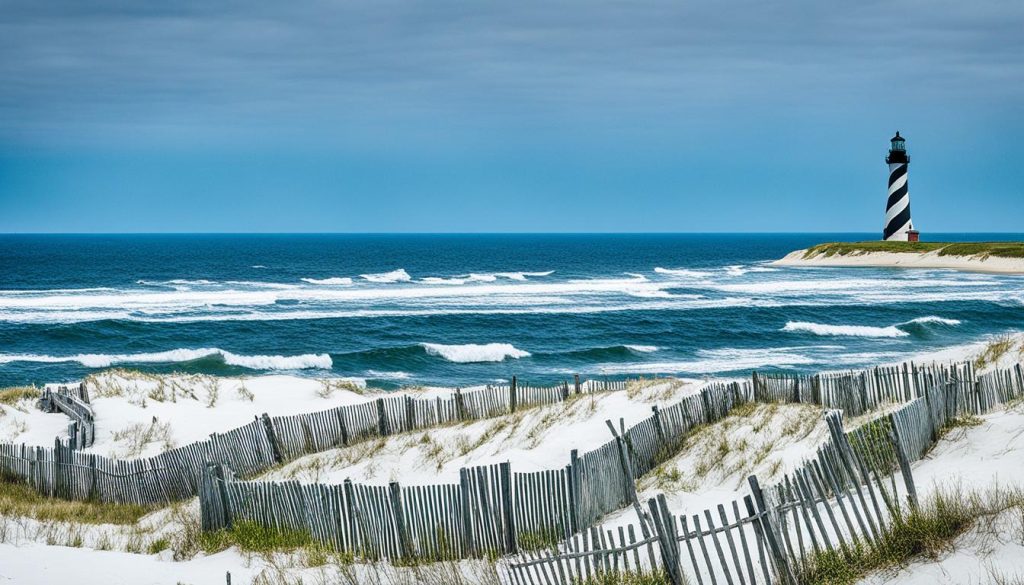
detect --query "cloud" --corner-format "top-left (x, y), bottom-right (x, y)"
top-left (1, 0), bottom-right (1021, 148)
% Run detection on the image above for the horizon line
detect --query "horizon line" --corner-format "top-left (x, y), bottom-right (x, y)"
top-left (2, 231), bottom-right (1023, 237)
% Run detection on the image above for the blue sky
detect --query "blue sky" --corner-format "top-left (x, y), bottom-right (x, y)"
top-left (1, 1), bottom-right (1021, 233)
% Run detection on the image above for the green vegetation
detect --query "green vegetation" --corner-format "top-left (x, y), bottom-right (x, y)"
top-left (798, 484), bottom-right (1024, 584)
top-left (199, 520), bottom-right (319, 553)
top-left (0, 475), bottom-right (150, 524)
top-left (802, 241), bottom-right (1024, 259)
top-left (573, 571), bottom-right (673, 585)
top-left (0, 386), bottom-right (38, 405)
top-left (516, 527), bottom-right (563, 552)
top-left (974, 335), bottom-right (1017, 370)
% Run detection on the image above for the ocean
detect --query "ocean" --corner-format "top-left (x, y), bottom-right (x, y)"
top-left (1, 233), bottom-right (1022, 388)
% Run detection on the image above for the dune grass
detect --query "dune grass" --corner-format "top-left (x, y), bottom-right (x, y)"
top-left (573, 572), bottom-right (673, 585)
top-left (199, 520), bottom-right (318, 554)
top-left (802, 241), bottom-right (1024, 259)
top-left (974, 335), bottom-right (1017, 370)
top-left (0, 386), bottom-right (39, 406)
top-left (798, 484), bottom-right (1024, 584)
top-left (0, 475), bottom-right (150, 524)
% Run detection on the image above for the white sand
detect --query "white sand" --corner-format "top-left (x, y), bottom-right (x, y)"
top-left (774, 248), bottom-right (1024, 274)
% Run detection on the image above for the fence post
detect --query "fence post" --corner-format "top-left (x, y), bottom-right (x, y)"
top-left (343, 479), bottom-right (358, 555)
top-left (701, 387), bottom-right (714, 423)
top-left (259, 413), bottom-right (284, 464)
top-left (647, 495), bottom-right (684, 585)
top-left (748, 475), bottom-right (797, 584)
top-left (337, 407), bottom-right (349, 446)
top-left (499, 461), bottom-right (516, 553)
top-left (200, 462), bottom-right (230, 531)
top-left (568, 449), bottom-right (581, 532)
top-left (902, 362), bottom-right (912, 398)
top-left (376, 398), bottom-right (390, 436)
top-left (888, 417), bottom-right (918, 510)
top-left (388, 481), bottom-right (412, 559)
top-left (89, 453), bottom-right (98, 501)
top-left (1015, 364), bottom-right (1023, 398)
top-left (509, 376), bottom-right (518, 413)
top-left (404, 395), bottom-right (415, 432)
top-left (574, 374), bottom-right (581, 395)
top-left (458, 467), bottom-right (475, 556)
top-left (455, 388), bottom-right (466, 421)
top-left (651, 405), bottom-right (666, 448)
top-left (52, 438), bottom-right (64, 499)
top-left (562, 380), bottom-right (570, 401)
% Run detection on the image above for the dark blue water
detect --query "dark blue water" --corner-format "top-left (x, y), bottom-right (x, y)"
top-left (1, 234), bottom-right (1022, 388)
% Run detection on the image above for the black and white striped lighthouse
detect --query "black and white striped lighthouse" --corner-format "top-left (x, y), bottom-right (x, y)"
top-left (883, 131), bottom-right (918, 241)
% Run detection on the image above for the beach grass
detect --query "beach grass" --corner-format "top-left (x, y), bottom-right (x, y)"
top-left (802, 241), bottom-right (1024, 259)
top-left (0, 386), bottom-right (39, 406)
top-left (797, 483), bottom-right (1024, 585)
top-left (0, 475), bottom-right (151, 524)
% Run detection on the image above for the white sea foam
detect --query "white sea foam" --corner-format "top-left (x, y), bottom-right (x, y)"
top-left (0, 349), bottom-right (332, 370)
top-left (419, 277), bottom-right (467, 285)
top-left (251, 265), bottom-right (267, 269)
top-left (364, 370), bottom-right (412, 380)
top-left (782, 322), bottom-right (909, 338)
top-left (904, 316), bottom-right (962, 326)
top-left (360, 269), bottom-right (412, 283)
top-left (0, 267), bottom-right (1016, 326)
top-left (591, 347), bottom-right (814, 375)
top-left (723, 264), bottom-right (777, 276)
top-left (301, 277), bottom-right (354, 286)
top-left (624, 345), bottom-right (659, 353)
top-left (466, 273), bottom-right (498, 282)
top-left (0, 296), bottom-right (776, 324)
top-left (654, 267), bottom-right (714, 278)
top-left (493, 271), bottom-right (555, 280)
top-left (420, 342), bottom-right (530, 363)
top-left (782, 315), bottom-right (962, 338)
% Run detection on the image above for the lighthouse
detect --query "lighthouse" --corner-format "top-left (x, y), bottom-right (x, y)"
top-left (883, 131), bottom-right (918, 241)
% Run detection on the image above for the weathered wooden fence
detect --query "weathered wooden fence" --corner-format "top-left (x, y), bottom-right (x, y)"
top-left (37, 384), bottom-right (95, 449)
top-left (505, 407), bottom-right (924, 585)
top-left (3, 358), bottom-right (1020, 531)
top-left (0, 377), bottom-right (624, 505)
top-left (199, 379), bottom-right (753, 550)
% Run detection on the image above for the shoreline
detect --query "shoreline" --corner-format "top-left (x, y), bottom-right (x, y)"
top-left (773, 248), bottom-right (1024, 274)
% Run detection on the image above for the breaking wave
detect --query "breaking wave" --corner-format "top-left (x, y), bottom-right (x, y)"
top-left (301, 277), bottom-right (354, 285)
top-left (360, 269), bottom-right (412, 283)
top-left (782, 316), bottom-right (962, 338)
top-left (0, 349), bottom-right (333, 370)
top-left (654, 267), bottom-right (714, 278)
top-left (420, 342), bottom-right (530, 363)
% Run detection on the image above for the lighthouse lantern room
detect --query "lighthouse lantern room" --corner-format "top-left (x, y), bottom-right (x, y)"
top-left (883, 131), bottom-right (919, 241)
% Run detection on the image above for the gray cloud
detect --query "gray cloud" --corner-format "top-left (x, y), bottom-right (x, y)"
top-left (1, 0), bottom-right (1021, 147)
